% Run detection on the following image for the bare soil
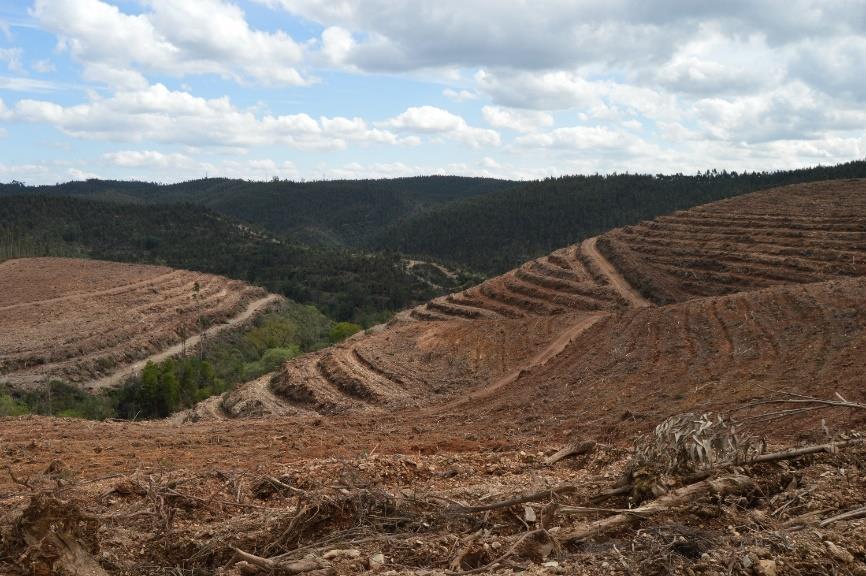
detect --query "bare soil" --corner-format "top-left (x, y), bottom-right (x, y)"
top-left (2, 180), bottom-right (866, 574)
top-left (0, 258), bottom-right (271, 390)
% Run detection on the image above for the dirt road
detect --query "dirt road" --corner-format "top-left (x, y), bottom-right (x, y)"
top-left (437, 312), bottom-right (607, 411)
top-left (582, 236), bottom-right (653, 308)
top-left (85, 294), bottom-right (283, 391)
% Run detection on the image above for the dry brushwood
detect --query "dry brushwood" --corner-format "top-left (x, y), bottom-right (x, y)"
top-left (818, 505), bottom-right (866, 528)
top-left (452, 437), bottom-right (862, 518)
top-left (560, 475), bottom-right (755, 544)
top-left (231, 547), bottom-right (332, 575)
top-left (734, 388), bottom-right (866, 423)
top-left (631, 412), bottom-right (765, 477)
top-left (5, 495), bottom-right (109, 576)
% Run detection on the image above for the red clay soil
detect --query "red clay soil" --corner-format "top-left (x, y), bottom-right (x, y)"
top-left (2, 180), bottom-right (866, 575)
top-left (0, 258), bottom-right (272, 390)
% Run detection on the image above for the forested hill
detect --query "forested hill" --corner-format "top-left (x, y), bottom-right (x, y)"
top-left (4, 161), bottom-right (866, 276)
top-left (372, 161), bottom-right (866, 273)
top-left (0, 176), bottom-right (517, 247)
top-left (0, 195), bottom-right (476, 323)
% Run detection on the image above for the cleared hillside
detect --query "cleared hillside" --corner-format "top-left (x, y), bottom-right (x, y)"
top-left (597, 179), bottom-right (866, 304)
top-left (4, 180), bottom-right (866, 576)
top-left (477, 275), bottom-right (866, 439)
top-left (0, 258), bottom-right (277, 389)
top-left (179, 179), bottom-right (866, 425)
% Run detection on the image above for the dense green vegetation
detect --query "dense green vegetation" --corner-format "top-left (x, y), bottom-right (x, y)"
top-left (374, 162), bottom-right (866, 273)
top-left (0, 195), bottom-right (476, 323)
top-left (5, 162), bottom-right (865, 277)
top-left (0, 176), bottom-right (516, 247)
top-left (1, 301), bottom-right (335, 420)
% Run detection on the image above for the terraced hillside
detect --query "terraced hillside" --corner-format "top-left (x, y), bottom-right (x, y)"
top-left (5, 180), bottom-right (866, 576)
top-left (180, 311), bottom-right (585, 420)
top-left (182, 179), bottom-right (866, 426)
top-left (476, 274), bottom-right (866, 437)
top-left (597, 179), bottom-right (866, 304)
top-left (0, 258), bottom-right (278, 389)
top-left (405, 241), bottom-right (633, 321)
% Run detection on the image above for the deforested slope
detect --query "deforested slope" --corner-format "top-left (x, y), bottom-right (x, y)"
top-left (0, 258), bottom-right (277, 389)
top-left (479, 275), bottom-right (866, 439)
top-left (596, 179), bottom-right (866, 304)
top-left (181, 179), bottom-right (866, 431)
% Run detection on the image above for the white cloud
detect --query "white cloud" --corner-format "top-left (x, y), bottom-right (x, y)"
top-left (0, 76), bottom-right (58, 92)
top-left (381, 105), bottom-right (500, 147)
top-left (691, 82), bottom-right (866, 143)
top-left (482, 106), bottom-right (553, 133)
top-left (443, 88), bottom-right (477, 102)
top-left (12, 83), bottom-right (397, 149)
top-left (31, 0), bottom-right (309, 87)
top-left (10, 84), bottom-right (493, 151)
top-left (32, 59), bottom-right (55, 73)
top-left (0, 47), bottom-right (23, 72)
top-left (476, 69), bottom-right (599, 111)
top-left (203, 158), bottom-right (298, 181)
top-left (653, 25), bottom-right (784, 96)
top-left (320, 26), bottom-right (355, 66)
top-left (103, 150), bottom-right (195, 169)
top-left (516, 125), bottom-right (654, 155)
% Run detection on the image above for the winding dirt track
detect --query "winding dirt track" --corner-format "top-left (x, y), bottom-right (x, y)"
top-left (582, 236), bottom-right (653, 308)
top-left (85, 294), bottom-right (283, 392)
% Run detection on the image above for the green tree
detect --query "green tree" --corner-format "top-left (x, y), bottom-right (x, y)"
top-left (330, 321), bottom-right (362, 343)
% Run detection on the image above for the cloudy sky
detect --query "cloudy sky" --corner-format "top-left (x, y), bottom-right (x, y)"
top-left (1, 0), bottom-right (865, 184)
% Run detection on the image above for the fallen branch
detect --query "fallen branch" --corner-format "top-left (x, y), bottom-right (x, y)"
top-left (264, 475), bottom-right (308, 496)
top-left (452, 484), bottom-right (581, 513)
top-left (735, 388), bottom-right (866, 423)
top-left (561, 475), bottom-right (754, 543)
top-left (819, 505), bottom-right (866, 528)
top-left (649, 438), bottom-right (865, 489)
top-left (544, 440), bottom-right (596, 466)
top-left (231, 547), bottom-right (326, 574)
top-left (460, 439), bottom-right (862, 515)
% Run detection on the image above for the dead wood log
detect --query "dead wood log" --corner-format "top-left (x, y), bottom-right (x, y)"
top-left (231, 547), bottom-right (327, 574)
top-left (544, 440), bottom-right (596, 466)
top-left (560, 475), bottom-right (754, 543)
top-left (677, 438), bottom-right (864, 486)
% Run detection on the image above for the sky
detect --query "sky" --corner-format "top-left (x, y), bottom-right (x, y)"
top-left (0, 0), bottom-right (865, 184)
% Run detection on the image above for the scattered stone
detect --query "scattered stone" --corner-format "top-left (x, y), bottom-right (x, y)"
top-left (369, 553), bottom-right (386, 571)
top-left (755, 559), bottom-right (777, 576)
top-left (323, 548), bottom-right (361, 560)
top-left (825, 541), bottom-right (854, 564)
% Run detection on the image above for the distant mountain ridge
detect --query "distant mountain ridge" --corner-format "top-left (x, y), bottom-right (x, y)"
top-left (0, 175), bottom-right (517, 247)
top-left (4, 161), bottom-right (866, 275)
